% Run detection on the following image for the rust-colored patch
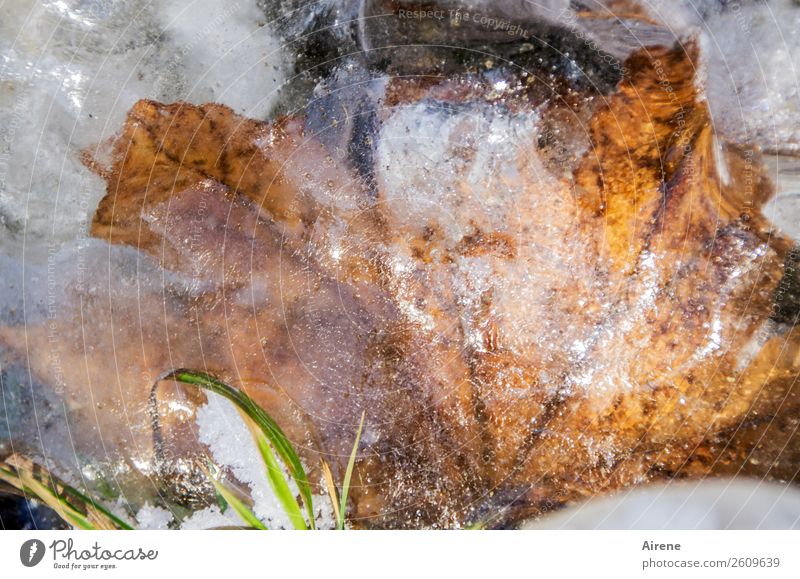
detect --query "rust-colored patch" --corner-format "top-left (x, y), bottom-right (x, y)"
top-left (3, 42), bottom-right (798, 529)
top-left (455, 227), bottom-right (516, 259)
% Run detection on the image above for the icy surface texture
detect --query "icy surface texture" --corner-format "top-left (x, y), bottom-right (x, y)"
top-left (1, 0), bottom-right (800, 529)
top-left (0, 0), bottom-right (288, 256)
top-left (522, 479), bottom-right (800, 529)
top-left (645, 0), bottom-right (800, 152)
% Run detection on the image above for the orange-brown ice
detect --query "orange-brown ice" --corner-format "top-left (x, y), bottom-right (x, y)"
top-left (4, 44), bottom-right (800, 528)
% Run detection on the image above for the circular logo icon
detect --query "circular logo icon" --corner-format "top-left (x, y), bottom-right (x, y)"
top-left (20, 539), bottom-right (46, 567)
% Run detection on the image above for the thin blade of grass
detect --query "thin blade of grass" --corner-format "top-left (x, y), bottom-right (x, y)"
top-left (320, 460), bottom-right (340, 525)
top-left (59, 483), bottom-right (134, 530)
top-left (154, 369), bottom-right (316, 529)
top-left (204, 469), bottom-right (267, 530)
top-left (337, 411), bottom-right (365, 530)
top-left (214, 488), bottom-right (230, 514)
top-left (253, 430), bottom-right (307, 530)
top-left (0, 457), bottom-right (133, 530)
top-left (464, 520), bottom-right (487, 530)
top-left (0, 464), bottom-right (96, 530)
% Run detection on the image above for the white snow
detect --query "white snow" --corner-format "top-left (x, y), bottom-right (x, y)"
top-left (135, 502), bottom-right (175, 530)
top-left (179, 504), bottom-right (244, 530)
top-left (193, 393), bottom-right (336, 529)
top-left (194, 394), bottom-right (295, 529)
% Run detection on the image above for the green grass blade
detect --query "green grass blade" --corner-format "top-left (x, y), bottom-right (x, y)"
top-left (61, 485), bottom-right (134, 530)
top-left (155, 369), bottom-right (316, 529)
top-left (254, 431), bottom-right (307, 530)
top-left (205, 473), bottom-right (267, 530)
top-left (0, 464), bottom-right (96, 530)
top-left (337, 411), bottom-right (365, 530)
top-left (464, 520), bottom-right (487, 530)
top-left (0, 458), bottom-right (132, 530)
